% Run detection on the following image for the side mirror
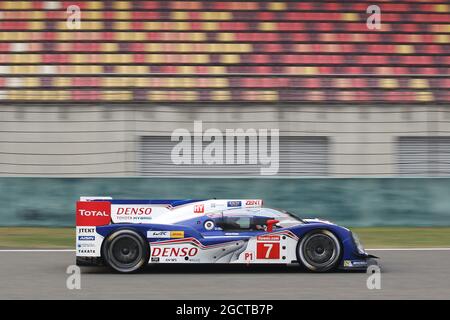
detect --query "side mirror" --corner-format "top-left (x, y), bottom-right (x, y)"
top-left (266, 219), bottom-right (280, 232)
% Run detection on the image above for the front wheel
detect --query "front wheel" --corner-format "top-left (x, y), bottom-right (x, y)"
top-left (297, 230), bottom-right (341, 272)
top-left (102, 229), bottom-right (149, 273)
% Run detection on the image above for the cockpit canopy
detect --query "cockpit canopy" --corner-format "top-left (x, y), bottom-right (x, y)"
top-left (213, 207), bottom-right (303, 231)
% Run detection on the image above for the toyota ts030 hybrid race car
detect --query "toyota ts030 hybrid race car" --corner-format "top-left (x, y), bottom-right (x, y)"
top-left (76, 197), bottom-right (378, 273)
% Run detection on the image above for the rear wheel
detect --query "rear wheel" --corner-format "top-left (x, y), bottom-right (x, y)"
top-left (102, 229), bottom-right (149, 273)
top-left (297, 230), bottom-right (341, 272)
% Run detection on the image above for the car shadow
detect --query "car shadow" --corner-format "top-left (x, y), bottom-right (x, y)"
top-left (80, 264), bottom-right (368, 275)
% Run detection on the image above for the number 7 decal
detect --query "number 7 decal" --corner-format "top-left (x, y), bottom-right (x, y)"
top-left (257, 242), bottom-right (280, 259)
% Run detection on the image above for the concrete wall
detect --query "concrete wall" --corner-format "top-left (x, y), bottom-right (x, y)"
top-left (0, 104), bottom-right (449, 176)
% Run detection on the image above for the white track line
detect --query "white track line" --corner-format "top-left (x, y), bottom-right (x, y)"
top-left (0, 248), bottom-right (450, 252)
top-left (0, 249), bottom-right (75, 252)
top-left (367, 248), bottom-right (450, 251)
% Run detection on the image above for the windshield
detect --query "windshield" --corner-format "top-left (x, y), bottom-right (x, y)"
top-left (256, 208), bottom-right (304, 225)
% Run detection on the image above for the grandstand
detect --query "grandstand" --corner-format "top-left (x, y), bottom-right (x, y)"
top-left (0, 1), bottom-right (448, 176)
top-left (0, 0), bottom-right (448, 103)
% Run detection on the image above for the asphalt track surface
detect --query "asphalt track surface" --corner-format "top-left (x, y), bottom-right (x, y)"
top-left (0, 249), bottom-right (449, 299)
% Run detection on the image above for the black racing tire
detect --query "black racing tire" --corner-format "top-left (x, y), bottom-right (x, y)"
top-left (102, 229), bottom-right (149, 273)
top-left (296, 230), bottom-right (341, 272)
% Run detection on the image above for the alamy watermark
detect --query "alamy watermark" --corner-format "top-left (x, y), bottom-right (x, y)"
top-left (366, 265), bottom-right (381, 290)
top-left (64, 4), bottom-right (381, 31)
top-left (66, 5), bottom-right (81, 29)
top-left (66, 265), bottom-right (81, 290)
top-left (171, 121), bottom-right (279, 175)
top-left (366, 5), bottom-right (382, 30)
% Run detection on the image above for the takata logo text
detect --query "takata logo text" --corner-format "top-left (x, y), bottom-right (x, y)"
top-left (76, 201), bottom-right (111, 226)
top-left (151, 247), bottom-right (198, 257)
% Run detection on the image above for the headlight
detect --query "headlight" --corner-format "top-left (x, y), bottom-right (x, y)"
top-left (352, 232), bottom-right (366, 254)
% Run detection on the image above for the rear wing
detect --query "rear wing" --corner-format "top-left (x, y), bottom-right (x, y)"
top-left (79, 196), bottom-right (112, 202)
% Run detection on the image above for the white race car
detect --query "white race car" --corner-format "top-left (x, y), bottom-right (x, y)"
top-left (76, 197), bottom-right (377, 273)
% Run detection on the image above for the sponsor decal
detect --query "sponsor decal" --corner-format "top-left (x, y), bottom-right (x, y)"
top-left (147, 230), bottom-right (185, 239)
top-left (111, 205), bottom-right (153, 222)
top-left (77, 243), bottom-right (96, 248)
top-left (227, 201), bottom-right (242, 207)
top-left (151, 247), bottom-right (198, 257)
top-left (256, 242), bottom-right (280, 259)
top-left (78, 235), bottom-right (95, 241)
top-left (243, 251), bottom-right (255, 261)
top-left (245, 200), bottom-right (263, 207)
top-left (194, 204), bottom-right (204, 213)
top-left (116, 207), bottom-right (152, 215)
top-left (151, 257), bottom-right (160, 263)
top-left (147, 231), bottom-right (170, 238)
top-left (257, 235), bottom-right (280, 242)
top-left (170, 231), bottom-right (185, 238)
top-left (344, 260), bottom-right (367, 267)
top-left (76, 201), bottom-right (111, 226)
top-left (77, 249), bottom-right (95, 254)
top-left (77, 227), bottom-right (96, 234)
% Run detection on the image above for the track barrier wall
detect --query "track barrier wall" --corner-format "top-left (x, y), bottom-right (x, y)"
top-left (0, 177), bottom-right (449, 227)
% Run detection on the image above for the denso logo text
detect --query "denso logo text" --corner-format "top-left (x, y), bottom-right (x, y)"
top-left (78, 210), bottom-right (109, 217)
top-left (117, 207), bottom-right (152, 215)
top-left (151, 247), bottom-right (198, 257)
